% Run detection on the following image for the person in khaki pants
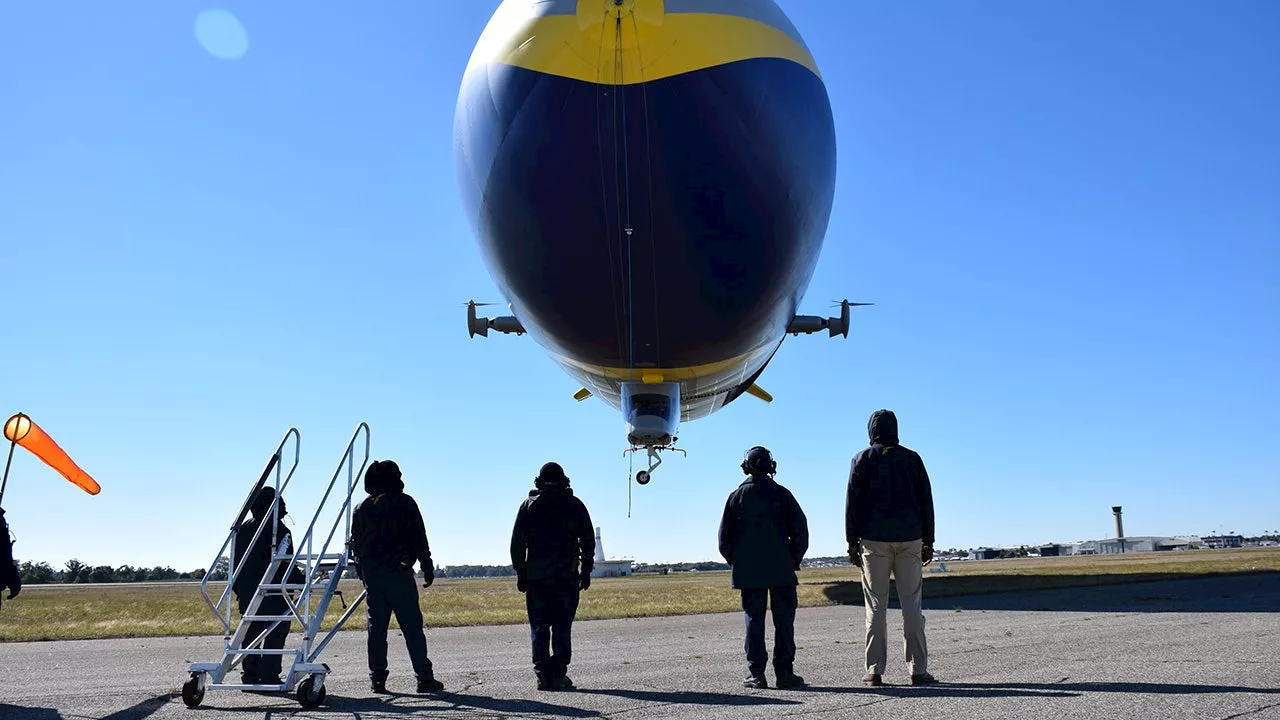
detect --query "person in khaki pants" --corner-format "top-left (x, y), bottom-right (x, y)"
top-left (845, 409), bottom-right (938, 686)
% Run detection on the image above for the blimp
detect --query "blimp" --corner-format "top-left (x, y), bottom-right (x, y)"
top-left (455, 0), bottom-right (864, 484)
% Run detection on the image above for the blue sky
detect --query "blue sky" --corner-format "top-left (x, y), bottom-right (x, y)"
top-left (0, 1), bottom-right (1276, 572)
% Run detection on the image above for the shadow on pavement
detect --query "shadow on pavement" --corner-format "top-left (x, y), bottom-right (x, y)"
top-left (322, 691), bottom-right (603, 717)
top-left (799, 684), bottom-right (1077, 698)
top-left (99, 693), bottom-right (176, 720)
top-left (577, 688), bottom-right (802, 706)
top-left (923, 682), bottom-right (1280, 696)
top-left (0, 704), bottom-right (62, 720)
top-left (822, 572), bottom-right (1280, 613)
top-left (842, 681), bottom-right (1280, 699)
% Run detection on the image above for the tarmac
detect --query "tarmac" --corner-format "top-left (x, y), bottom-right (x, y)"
top-left (1, 573), bottom-right (1277, 719)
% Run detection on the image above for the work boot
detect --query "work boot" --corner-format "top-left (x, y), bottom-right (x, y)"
top-left (370, 678), bottom-right (387, 693)
top-left (862, 673), bottom-right (883, 686)
top-left (775, 672), bottom-right (806, 689)
top-left (742, 674), bottom-right (769, 689)
top-left (911, 672), bottom-right (938, 686)
top-left (552, 675), bottom-right (575, 691)
top-left (536, 675), bottom-right (553, 691)
top-left (239, 673), bottom-right (267, 692)
top-left (417, 677), bottom-right (445, 693)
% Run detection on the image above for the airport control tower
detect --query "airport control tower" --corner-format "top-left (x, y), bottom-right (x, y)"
top-left (590, 527), bottom-right (633, 578)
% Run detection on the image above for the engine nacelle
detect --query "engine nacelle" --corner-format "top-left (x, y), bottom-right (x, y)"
top-left (622, 381), bottom-right (680, 448)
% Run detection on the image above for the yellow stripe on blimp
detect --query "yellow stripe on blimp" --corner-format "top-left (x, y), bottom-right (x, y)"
top-left (472, 9), bottom-right (820, 85)
top-left (553, 344), bottom-right (776, 383)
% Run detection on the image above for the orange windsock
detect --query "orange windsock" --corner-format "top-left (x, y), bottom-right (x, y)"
top-left (3, 413), bottom-right (101, 496)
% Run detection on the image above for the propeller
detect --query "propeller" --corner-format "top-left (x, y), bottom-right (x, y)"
top-left (826, 299), bottom-right (872, 339)
top-left (465, 299), bottom-right (526, 338)
top-left (465, 300), bottom-right (492, 338)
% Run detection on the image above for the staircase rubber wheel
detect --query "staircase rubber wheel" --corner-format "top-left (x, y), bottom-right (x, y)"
top-left (297, 675), bottom-right (326, 709)
top-left (181, 675), bottom-right (204, 708)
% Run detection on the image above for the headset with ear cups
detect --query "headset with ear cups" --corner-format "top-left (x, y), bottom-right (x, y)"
top-left (741, 446), bottom-right (777, 476)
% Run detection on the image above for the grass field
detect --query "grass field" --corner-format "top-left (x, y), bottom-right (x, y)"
top-left (2, 548), bottom-right (1277, 642)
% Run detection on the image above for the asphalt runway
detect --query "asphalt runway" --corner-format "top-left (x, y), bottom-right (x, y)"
top-left (1, 574), bottom-right (1277, 719)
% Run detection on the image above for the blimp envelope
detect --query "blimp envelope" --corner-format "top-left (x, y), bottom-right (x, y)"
top-left (3, 413), bottom-right (101, 496)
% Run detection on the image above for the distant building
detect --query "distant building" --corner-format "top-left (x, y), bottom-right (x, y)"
top-left (968, 533), bottom-right (1213, 560)
top-left (590, 527), bottom-right (633, 578)
top-left (1096, 537), bottom-right (1155, 554)
top-left (1202, 535), bottom-right (1244, 549)
top-left (1094, 536), bottom-right (1202, 554)
top-left (594, 560), bottom-right (632, 577)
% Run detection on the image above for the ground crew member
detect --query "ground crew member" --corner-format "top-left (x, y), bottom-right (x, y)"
top-left (351, 459), bottom-right (444, 694)
top-left (846, 409), bottom-right (938, 686)
top-left (718, 446), bottom-right (809, 689)
top-left (1, 508), bottom-right (21, 609)
top-left (232, 486), bottom-right (297, 685)
top-left (510, 462), bottom-right (595, 691)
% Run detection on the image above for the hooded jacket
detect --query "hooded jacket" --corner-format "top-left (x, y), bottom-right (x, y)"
top-left (231, 488), bottom-right (300, 600)
top-left (351, 461), bottom-right (435, 580)
top-left (510, 484), bottom-right (595, 584)
top-left (718, 474), bottom-right (809, 589)
top-left (1, 508), bottom-right (21, 594)
top-left (845, 410), bottom-right (936, 546)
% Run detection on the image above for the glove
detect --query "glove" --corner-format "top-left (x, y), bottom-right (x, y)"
top-left (921, 545), bottom-right (934, 566)
top-left (579, 571), bottom-right (591, 591)
top-left (516, 576), bottom-right (527, 593)
top-left (848, 541), bottom-right (863, 569)
top-left (422, 570), bottom-right (435, 588)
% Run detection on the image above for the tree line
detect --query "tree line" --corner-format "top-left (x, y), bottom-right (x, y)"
top-left (18, 559), bottom-right (206, 585)
top-left (437, 565), bottom-right (518, 578)
top-left (16, 559), bottom-right (525, 584)
top-left (17, 559), bottom-right (523, 583)
top-left (22, 538), bottom-right (1274, 586)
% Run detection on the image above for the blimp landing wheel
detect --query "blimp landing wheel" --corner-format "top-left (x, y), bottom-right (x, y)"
top-left (635, 471), bottom-right (651, 485)
top-left (181, 673), bottom-right (205, 708)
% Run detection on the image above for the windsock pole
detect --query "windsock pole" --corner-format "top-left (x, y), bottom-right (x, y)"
top-left (0, 434), bottom-right (16, 507)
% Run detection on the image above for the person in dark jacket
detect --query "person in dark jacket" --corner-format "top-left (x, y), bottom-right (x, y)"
top-left (846, 409), bottom-right (937, 686)
top-left (232, 487), bottom-right (295, 685)
top-left (1, 508), bottom-right (21, 609)
top-left (350, 459), bottom-right (444, 694)
top-left (718, 446), bottom-right (809, 689)
top-left (510, 462), bottom-right (595, 691)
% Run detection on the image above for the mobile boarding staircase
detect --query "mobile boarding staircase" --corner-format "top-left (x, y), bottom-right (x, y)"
top-left (182, 424), bottom-right (372, 709)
